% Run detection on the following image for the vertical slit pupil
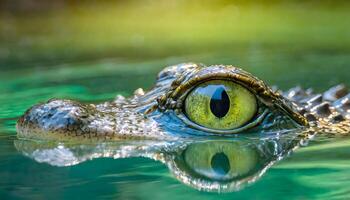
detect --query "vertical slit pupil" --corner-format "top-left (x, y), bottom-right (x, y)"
top-left (210, 87), bottom-right (230, 118)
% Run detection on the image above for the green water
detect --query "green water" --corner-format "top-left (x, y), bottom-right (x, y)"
top-left (1, 51), bottom-right (350, 199)
top-left (1, 1), bottom-right (350, 199)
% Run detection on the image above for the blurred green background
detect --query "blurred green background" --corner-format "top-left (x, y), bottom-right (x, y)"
top-left (1, 1), bottom-right (350, 199)
top-left (1, 0), bottom-right (350, 121)
top-left (1, 0), bottom-right (350, 69)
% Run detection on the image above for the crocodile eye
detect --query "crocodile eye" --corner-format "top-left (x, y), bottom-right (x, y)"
top-left (181, 141), bottom-right (258, 181)
top-left (184, 80), bottom-right (257, 131)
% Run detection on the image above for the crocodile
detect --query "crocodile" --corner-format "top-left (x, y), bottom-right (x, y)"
top-left (15, 63), bottom-right (350, 192)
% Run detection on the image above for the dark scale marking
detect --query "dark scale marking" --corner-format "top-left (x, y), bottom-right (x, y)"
top-left (210, 87), bottom-right (230, 118)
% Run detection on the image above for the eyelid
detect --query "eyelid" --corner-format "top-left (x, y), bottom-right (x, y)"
top-left (168, 72), bottom-right (308, 127)
top-left (170, 73), bottom-right (262, 101)
top-left (153, 65), bottom-right (309, 131)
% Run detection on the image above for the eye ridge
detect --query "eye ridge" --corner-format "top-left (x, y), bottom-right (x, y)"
top-left (210, 86), bottom-right (230, 118)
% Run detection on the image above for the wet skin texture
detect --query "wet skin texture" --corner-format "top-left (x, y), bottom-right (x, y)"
top-left (16, 63), bottom-right (350, 140)
top-left (14, 63), bottom-right (350, 192)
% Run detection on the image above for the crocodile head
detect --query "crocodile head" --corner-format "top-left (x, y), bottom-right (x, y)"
top-left (15, 63), bottom-right (350, 192)
top-left (16, 63), bottom-right (350, 140)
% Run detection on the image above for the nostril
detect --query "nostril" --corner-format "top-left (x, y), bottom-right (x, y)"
top-left (36, 100), bottom-right (85, 130)
top-left (17, 99), bottom-right (91, 138)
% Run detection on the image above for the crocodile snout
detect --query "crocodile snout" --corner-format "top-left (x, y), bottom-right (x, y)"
top-left (16, 99), bottom-right (91, 140)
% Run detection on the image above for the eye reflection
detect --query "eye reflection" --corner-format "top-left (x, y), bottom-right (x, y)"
top-left (179, 141), bottom-right (261, 181)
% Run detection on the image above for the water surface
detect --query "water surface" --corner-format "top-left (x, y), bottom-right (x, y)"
top-left (1, 52), bottom-right (350, 199)
top-left (1, 1), bottom-right (350, 199)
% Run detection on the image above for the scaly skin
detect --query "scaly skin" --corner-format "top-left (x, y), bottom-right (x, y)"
top-left (16, 63), bottom-right (350, 140)
top-left (14, 63), bottom-right (350, 192)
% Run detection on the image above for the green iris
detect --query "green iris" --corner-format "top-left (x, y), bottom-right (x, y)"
top-left (184, 80), bottom-right (257, 131)
top-left (183, 141), bottom-right (258, 180)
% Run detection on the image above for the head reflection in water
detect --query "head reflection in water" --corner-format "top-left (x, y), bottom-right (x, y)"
top-left (14, 136), bottom-right (300, 192)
